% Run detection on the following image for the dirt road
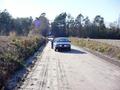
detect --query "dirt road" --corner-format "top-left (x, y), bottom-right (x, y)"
top-left (18, 42), bottom-right (120, 90)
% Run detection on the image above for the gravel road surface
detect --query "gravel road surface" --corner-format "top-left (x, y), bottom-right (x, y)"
top-left (18, 42), bottom-right (120, 90)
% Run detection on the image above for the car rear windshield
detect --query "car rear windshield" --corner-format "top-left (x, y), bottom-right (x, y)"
top-left (55, 38), bottom-right (70, 42)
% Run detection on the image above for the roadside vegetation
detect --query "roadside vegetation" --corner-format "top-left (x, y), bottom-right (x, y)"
top-left (70, 37), bottom-right (120, 60)
top-left (0, 9), bottom-right (49, 89)
top-left (0, 35), bottom-right (45, 89)
top-left (90, 39), bottom-right (120, 48)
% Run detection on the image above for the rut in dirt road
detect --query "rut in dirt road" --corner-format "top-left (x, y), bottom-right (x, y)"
top-left (18, 42), bottom-right (120, 90)
top-left (18, 42), bottom-right (70, 90)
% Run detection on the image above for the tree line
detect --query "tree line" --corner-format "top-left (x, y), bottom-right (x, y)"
top-left (0, 10), bottom-right (33, 36)
top-left (0, 10), bottom-right (49, 36)
top-left (51, 12), bottom-right (120, 39)
top-left (0, 10), bottom-right (120, 39)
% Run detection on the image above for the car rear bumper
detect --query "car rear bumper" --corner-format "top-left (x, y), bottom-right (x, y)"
top-left (55, 45), bottom-right (71, 51)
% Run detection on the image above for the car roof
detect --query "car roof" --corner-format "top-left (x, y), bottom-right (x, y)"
top-left (55, 37), bottom-right (68, 39)
top-left (55, 37), bottom-right (68, 40)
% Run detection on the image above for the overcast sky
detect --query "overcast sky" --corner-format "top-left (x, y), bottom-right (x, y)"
top-left (0, 0), bottom-right (120, 23)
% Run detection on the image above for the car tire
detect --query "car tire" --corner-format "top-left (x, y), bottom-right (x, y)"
top-left (68, 47), bottom-right (71, 51)
top-left (69, 48), bottom-right (71, 51)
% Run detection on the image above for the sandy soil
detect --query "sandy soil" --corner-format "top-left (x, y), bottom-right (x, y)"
top-left (18, 42), bottom-right (120, 90)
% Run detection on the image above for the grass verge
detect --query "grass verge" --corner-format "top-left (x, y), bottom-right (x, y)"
top-left (70, 37), bottom-right (120, 60)
top-left (0, 36), bottom-right (46, 89)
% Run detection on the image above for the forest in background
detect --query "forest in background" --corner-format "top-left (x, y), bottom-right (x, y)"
top-left (51, 12), bottom-right (120, 39)
top-left (0, 10), bottom-right (49, 37)
top-left (0, 9), bottom-right (120, 38)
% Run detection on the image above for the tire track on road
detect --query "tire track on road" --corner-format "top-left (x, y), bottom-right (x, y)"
top-left (18, 45), bottom-right (49, 90)
top-left (38, 56), bottom-right (50, 90)
top-left (18, 42), bottom-right (71, 90)
top-left (56, 52), bottom-right (71, 90)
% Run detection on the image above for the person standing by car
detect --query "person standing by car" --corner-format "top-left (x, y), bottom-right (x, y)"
top-left (51, 38), bottom-right (54, 49)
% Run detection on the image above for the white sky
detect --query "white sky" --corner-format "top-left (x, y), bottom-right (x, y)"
top-left (0, 0), bottom-right (120, 23)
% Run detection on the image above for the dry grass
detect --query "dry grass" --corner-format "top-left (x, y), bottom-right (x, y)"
top-left (0, 36), bottom-right (45, 89)
top-left (91, 39), bottom-right (120, 48)
top-left (70, 37), bottom-right (120, 60)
